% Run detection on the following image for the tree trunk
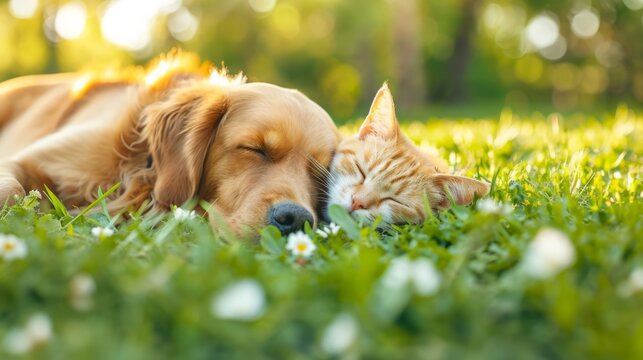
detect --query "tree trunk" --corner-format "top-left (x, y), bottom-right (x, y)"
top-left (449, 0), bottom-right (479, 102)
top-left (391, 0), bottom-right (426, 109)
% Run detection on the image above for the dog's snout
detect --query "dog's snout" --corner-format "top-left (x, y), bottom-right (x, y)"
top-left (268, 202), bottom-right (314, 235)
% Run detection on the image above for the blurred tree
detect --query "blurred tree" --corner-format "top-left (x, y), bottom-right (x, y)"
top-left (0, 0), bottom-right (641, 116)
top-left (391, 0), bottom-right (426, 108)
top-left (449, 0), bottom-right (480, 102)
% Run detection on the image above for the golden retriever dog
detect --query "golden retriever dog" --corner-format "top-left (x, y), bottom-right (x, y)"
top-left (0, 52), bottom-right (340, 238)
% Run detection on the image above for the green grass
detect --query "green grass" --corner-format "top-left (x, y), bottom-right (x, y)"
top-left (1, 105), bottom-right (642, 359)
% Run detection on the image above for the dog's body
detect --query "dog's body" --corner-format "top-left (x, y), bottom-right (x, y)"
top-left (0, 53), bottom-right (340, 237)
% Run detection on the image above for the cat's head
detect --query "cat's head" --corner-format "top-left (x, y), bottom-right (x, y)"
top-left (326, 83), bottom-right (489, 225)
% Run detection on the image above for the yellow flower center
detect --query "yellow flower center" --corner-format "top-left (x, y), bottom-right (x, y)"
top-left (3, 242), bottom-right (15, 251)
top-left (296, 243), bottom-right (308, 253)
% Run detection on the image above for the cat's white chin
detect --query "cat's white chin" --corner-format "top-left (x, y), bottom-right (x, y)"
top-left (327, 177), bottom-right (354, 212)
top-left (326, 197), bottom-right (351, 217)
top-left (350, 209), bottom-right (374, 225)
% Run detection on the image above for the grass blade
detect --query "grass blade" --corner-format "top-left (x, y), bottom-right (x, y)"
top-left (64, 182), bottom-right (121, 226)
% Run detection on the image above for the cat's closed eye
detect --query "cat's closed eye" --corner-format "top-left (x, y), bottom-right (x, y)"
top-left (326, 83), bottom-right (490, 226)
top-left (355, 161), bottom-right (366, 180)
top-left (381, 197), bottom-right (401, 205)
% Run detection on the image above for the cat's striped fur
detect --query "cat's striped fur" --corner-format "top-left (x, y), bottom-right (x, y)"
top-left (326, 83), bottom-right (489, 225)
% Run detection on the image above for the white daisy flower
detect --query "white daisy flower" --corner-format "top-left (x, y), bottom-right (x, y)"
top-left (618, 267), bottom-right (643, 297)
top-left (316, 223), bottom-right (341, 238)
top-left (320, 313), bottom-right (359, 355)
top-left (174, 207), bottom-right (197, 221)
top-left (0, 234), bottom-right (28, 261)
top-left (28, 190), bottom-right (42, 200)
top-left (91, 226), bottom-right (114, 239)
top-left (4, 329), bottom-right (31, 355)
top-left (286, 231), bottom-right (316, 258)
top-left (523, 228), bottom-right (576, 279)
top-left (211, 279), bottom-right (266, 321)
top-left (410, 258), bottom-right (442, 296)
top-left (69, 274), bottom-right (96, 311)
top-left (24, 313), bottom-right (53, 346)
top-left (327, 223), bottom-right (341, 235)
top-left (315, 229), bottom-right (328, 238)
top-left (477, 198), bottom-right (512, 215)
top-left (381, 256), bottom-right (441, 296)
top-left (627, 268), bottom-right (643, 291)
top-left (4, 313), bottom-right (53, 355)
top-left (381, 257), bottom-right (414, 288)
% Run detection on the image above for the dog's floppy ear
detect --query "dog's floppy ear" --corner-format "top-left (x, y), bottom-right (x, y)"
top-left (143, 84), bottom-right (228, 208)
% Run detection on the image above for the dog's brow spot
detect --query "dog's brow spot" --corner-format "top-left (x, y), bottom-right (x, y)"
top-left (264, 130), bottom-right (281, 149)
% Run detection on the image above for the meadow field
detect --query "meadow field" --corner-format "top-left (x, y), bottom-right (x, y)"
top-left (0, 107), bottom-right (641, 359)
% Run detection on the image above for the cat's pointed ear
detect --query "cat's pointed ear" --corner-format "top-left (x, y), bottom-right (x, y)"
top-left (358, 83), bottom-right (399, 140)
top-left (428, 174), bottom-right (490, 210)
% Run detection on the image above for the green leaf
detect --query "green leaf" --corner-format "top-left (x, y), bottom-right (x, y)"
top-left (97, 186), bottom-right (111, 220)
top-left (44, 184), bottom-right (69, 218)
top-left (260, 225), bottom-right (285, 255)
top-left (328, 204), bottom-right (360, 240)
top-left (422, 190), bottom-right (435, 222)
top-left (65, 182), bottom-right (121, 227)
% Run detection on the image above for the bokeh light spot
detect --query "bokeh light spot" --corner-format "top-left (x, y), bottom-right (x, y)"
top-left (249, 0), bottom-right (276, 14)
top-left (307, 11), bottom-right (334, 39)
top-left (595, 41), bottom-right (623, 68)
top-left (9, 0), bottom-right (39, 19)
top-left (525, 14), bottom-right (559, 50)
top-left (322, 64), bottom-right (361, 117)
top-left (271, 4), bottom-right (300, 39)
top-left (551, 63), bottom-right (579, 91)
top-left (168, 7), bottom-right (199, 42)
top-left (579, 65), bottom-right (608, 94)
top-left (55, 2), bottom-right (87, 40)
top-left (483, 3), bottom-right (504, 30)
top-left (100, 0), bottom-right (160, 51)
top-left (159, 0), bottom-right (183, 14)
top-left (539, 36), bottom-right (567, 60)
top-left (623, 0), bottom-right (643, 11)
top-left (571, 9), bottom-right (600, 39)
top-left (514, 56), bottom-right (543, 84)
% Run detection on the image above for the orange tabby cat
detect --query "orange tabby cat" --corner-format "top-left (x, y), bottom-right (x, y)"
top-left (326, 83), bottom-right (489, 225)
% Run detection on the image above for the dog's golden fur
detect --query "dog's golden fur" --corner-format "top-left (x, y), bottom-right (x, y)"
top-left (0, 52), bottom-right (340, 236)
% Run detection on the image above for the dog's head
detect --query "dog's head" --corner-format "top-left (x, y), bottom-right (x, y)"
top-left (143, 79), bottom-right (339, 238)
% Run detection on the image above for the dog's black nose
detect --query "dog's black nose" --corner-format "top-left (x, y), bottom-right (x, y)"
top-left (268, 202), bottom-right (314, 235)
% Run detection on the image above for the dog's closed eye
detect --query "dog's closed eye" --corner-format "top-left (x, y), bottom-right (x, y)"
top-left (238, 145), bottom-right (269, 160)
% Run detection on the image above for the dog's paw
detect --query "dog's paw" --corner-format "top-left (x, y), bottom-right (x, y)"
top-left (0, 177), bottom-right (26, 206)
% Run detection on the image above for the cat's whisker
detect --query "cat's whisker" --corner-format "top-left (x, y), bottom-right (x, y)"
top-left (322, 83), bottom-right (491, 227)
top-left (293, 151), bottom-right (337, 200)
top-left (305, 153), bottom-right (331, 173)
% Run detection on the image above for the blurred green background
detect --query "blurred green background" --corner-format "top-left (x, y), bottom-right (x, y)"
top-left (1, 0), bottom-right (642, 119)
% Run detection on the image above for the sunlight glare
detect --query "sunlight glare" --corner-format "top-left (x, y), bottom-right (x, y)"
top-left (101, 0), bottom-right (160, 51)
top-left (145, 60), bottom-right (174, 86)
top-left (168, 7), bottom-right (199, 42)
top-left (209, 68), bottom-right (246, 87)
top-left (159, 0), bottom-right (183, 14)
top-left (525, 14), bottom-right (559, 50)
top-left (71, 75), bottom-right (93, 98)
top-left (55, 1), bottom-right (87, 40)
top-left (483, 3), bottom-right (503, 29)
top-left (9, 0), bottom-right (39, 19)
